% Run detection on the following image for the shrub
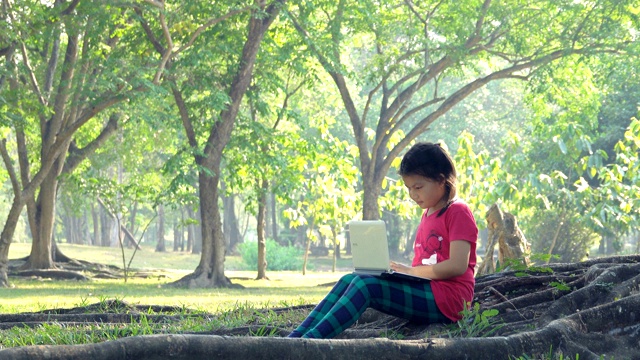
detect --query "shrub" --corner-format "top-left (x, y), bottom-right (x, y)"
top-left (238, 240), bottom-right (308, 271)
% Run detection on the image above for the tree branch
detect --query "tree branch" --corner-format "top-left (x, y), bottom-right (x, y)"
top-left (60, 0), bottom-right (81, 16)
top-left (170, 81), bottom-right (198, 150)
top-left (384, 43), bottom-right (624, 173)
top-left (96, 197), bottom-right (142, 250)
top-left (153, 8), bottom-right (173, 84)
top-left (286, 8), bottom-right (369, 171)
top-left (173, 6), bottom-right (253, 56)
top-left (44, 32), bottom-right (79, 153)
top-left (142, 0), bottom-right (164, 9)
top-left (135, 7), bottom-right (165, 54)
top-left (18, 42), bottom-right (46, 107)
top-left (0, 139), bottom-right (21, 199)
top-left (62, 112), bottom-right (120, 175)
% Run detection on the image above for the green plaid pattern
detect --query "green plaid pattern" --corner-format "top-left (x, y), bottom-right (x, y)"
top-left (288, 273), bottom-right (450, 339)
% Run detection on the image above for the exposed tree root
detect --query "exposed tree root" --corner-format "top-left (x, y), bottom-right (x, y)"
top-left (0, 256), bottom-right (639, 359)
top-left (167, 269), bottom-right (244, 289)
top-left (7, 257), bottom-right (161, 281)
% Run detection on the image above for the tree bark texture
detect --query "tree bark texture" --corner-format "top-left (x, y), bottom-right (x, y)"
top-left (270, 192), bottom-right (278, 243)
top-left (191, 206), bottom-right (202, 255)
top-left (256, 178), bottom-right (268, 280)
top-left (155, 204), bottom-right (166, 252)
top-left (222, 193), bottom-right (242, 254)
top-left (478, 203), bottom-right (531, 275)
top-left (22, 152), bottom-right (68, 271)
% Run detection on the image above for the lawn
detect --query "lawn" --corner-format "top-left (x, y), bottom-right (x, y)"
top-left (2, 243), bottom-right (352, 314)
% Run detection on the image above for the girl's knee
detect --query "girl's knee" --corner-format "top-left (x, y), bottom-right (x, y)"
top-left (339, 273), bottom-right (358, 283)
top-left (337, 274), bottom-right (377, 292)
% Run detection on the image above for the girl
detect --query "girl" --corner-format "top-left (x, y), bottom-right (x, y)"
top-left (287, 142), bottom-right (478, 339)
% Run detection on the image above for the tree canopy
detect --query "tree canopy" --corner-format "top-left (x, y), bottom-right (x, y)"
top-left (0, 0), bottom-right (638, 289)
top-left (0, 1), bottom-right (639, 358)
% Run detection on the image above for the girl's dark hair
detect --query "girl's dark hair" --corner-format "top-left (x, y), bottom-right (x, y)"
top-left (399, 142), bottom-right (457, 216)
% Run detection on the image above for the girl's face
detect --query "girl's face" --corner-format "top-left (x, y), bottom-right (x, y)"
top-left (402, 174), bottom-right (446, 211)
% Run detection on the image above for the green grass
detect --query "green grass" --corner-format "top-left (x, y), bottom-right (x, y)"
top-left (0, 243), bottom-right (354, 350)
top-left (3, 242), bottom-right (351, 314)
top-left (9, 242), bottom-right (228, 271)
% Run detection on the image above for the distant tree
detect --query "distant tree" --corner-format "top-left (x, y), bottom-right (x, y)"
top-left (155, 204), bottom-right (166, 252)
top-left (134, 0), bottom-right (286, 288)
top-left (283, 133), bottom-right (360, 275)
top-left (0, 0), bottom-right (169, 287)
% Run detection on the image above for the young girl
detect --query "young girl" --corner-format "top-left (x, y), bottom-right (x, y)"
top-left (287, 142), bottom-right (478, 339)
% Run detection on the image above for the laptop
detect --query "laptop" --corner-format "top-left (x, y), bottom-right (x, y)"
top-left (349, 220), bottom-right (430, 282)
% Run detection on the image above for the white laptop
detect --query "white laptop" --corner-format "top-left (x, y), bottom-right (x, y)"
top-left (349, 220), bottom-right (429, 282)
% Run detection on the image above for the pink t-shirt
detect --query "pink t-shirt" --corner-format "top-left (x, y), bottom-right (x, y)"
top-left (412, 200), bottom-right (478, 321)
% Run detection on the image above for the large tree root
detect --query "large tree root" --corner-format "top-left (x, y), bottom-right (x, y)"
top-left (2, 299), bottom-right (639, 360)
top-left (7, 256), bottom-right (161, 281)
top-left (1, 256), bottom-right (639, 359)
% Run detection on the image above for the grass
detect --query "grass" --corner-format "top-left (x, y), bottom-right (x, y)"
top-left (1, 242), bottom-right (352, 349)
top-left (3, 242), bottom-right (351, 314)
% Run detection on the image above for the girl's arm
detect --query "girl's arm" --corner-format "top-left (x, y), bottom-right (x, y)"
top-left (390, 240), bottom-right (471, 280)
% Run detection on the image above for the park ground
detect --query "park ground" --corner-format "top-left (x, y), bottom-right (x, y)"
top-left (2, 242), bottom-right (352, 314)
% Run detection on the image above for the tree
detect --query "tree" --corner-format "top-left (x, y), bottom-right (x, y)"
top-left (286, 0), bottom-right (638, 220)
top-left (283, 133), bottom-right (360, 274)
top-left (155, 204), bottom-right (166, 252)
top-left (223, 24), bottom-right (323, 277)
top-left (0, 0), bottom-right (171, 287)
top-left (133, 0), bottom-right (286, 288)
top-left (226, 88), bottom-right (308, 279)
top-left (452, 106), bottom-right (640, 264)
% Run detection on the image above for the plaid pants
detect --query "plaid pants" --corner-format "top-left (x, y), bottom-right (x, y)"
top-left (287, 273), bottom-right (450, 339)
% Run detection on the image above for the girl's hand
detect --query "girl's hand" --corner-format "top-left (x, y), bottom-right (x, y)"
top-left (390, 261), bottom-right (413, 275)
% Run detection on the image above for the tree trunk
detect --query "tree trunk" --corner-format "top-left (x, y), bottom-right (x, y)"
top-left (173, 211), bottom-right (182, 252)
top-left (63, 214), bottom-right (74, 245)
top-left (91, 203), bottom-right (100, 246)
top-left (21, 154), bottom-right (66, 270)
top-left (94, 197), bottom-right (142, 250)
top-left (169, 1), bottom-right (284, 288)
top-left (478, 204), bottom-right (530, 275)
top-left (605, 235), bottom-right (614, 255)
top-left (302, 218), bottom-right (315, 276)
top-left (171, 170), bottom-right (232, 288)
top-left (0, 198), bottom-right (27, 287)
top-left (270, 192), bottom-right (279, 244)
top-left (331, 226), bottom-right (338, 272)
top-left (256, 179), bottom-right (268, 280)
top-left (191, 206), bottom-right (202, 255)
top-left (222, 192), bottom-right (241, 255)
top-left (361, 169), bottom-right (384, 220)
top-left (128, 202), bottom-right (138, 244)
top-left (186, 205), bottom-right (195, 253)
top-left (81, 213), bottom-right (89, 244)
top-left (155, 204), bottom-right (166, 252)
top-left (63, 212), bottom-right (86, 245)
top-left (187, 226), bottom-right (193, 252)
top-left (100, 205), bottom-right (111, 247)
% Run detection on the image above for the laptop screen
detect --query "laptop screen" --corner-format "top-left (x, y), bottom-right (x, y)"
top-left (349, 220), bottom-right (390, 271)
